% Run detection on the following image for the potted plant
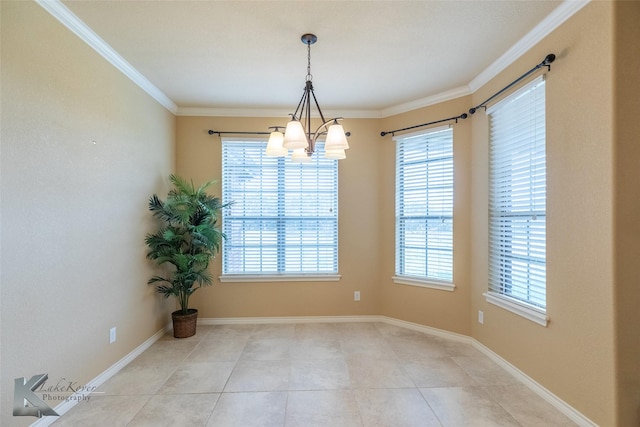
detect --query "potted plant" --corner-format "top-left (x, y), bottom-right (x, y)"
top-left (145, 174), bottom-right (226, 338)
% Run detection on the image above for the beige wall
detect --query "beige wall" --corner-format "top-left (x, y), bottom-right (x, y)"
top-left (613, 2), bottom-right (640, 426)
top-left (0, 2), bottom-right (175, 425)
top-left (470, 2), bottom-right (617, 425)
top-left (378, 96), bottom-right (473, 336)
top-left (176, 116), bottom-right (382, 318)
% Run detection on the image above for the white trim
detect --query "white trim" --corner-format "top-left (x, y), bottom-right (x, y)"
top-left (484, 292), bottom-right (549, 327)
top-left (30, 323), bottom-right (171, 427)
top-left (380, 86), bottom-right (471, 118)
top-left (378, 316), bottom-right (471, 343)
top-left (177, 107), bottom-right (379, 119)
top-left (34, 0), bottom-right (178, 114)
top-left (468, 0), bottom-right (590, 93)
top-left (472, 339), bottom-right (598, 427)
top-left (219, 274), bottom-right (341, 283)
top-left (393, 276), bottom-right (455, 292)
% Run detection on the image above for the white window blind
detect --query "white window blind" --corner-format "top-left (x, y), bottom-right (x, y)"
top-left (221, 139), bottom-right (338, 276)
top-left (488, 76), bottom-right (546, 310)
top-left (395, 127), bottom-right (453, 284)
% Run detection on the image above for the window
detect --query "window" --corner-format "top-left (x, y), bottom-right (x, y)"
top-left (221, 139), bottom-right (338, 281)
top-left (486, 76), bottom-right (547, 325)
top-left (394, 126), bottom-right (454, 291)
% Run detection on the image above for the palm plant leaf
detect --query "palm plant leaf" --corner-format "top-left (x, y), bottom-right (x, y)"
top-left (145, 175), bottom-right (228, 313)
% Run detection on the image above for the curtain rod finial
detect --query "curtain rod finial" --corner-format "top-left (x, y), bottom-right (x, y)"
top-left (543, 53), bottom-right (556, 65)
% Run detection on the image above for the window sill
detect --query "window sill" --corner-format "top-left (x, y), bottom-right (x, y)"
top-left (483, 291), bottom-right (549, 327)
top-left (219, 274), bottom-right (341, 283)
top-left (393, 276), bottom-right (455, 292)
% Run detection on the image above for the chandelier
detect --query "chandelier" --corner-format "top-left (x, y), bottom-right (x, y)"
top-left (266, 33), bottom-right (350, 162)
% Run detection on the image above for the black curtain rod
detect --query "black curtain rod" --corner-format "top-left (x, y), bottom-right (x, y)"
top-left (379, 53), bottom-right (556, 138)
top-left (207, 129), bottom-right (352, 137)
top-left (469, 53), bottom-right (555, 115)
top-left (208, 130), bottom-right (270, 136)
top-left (380, 113), bottom-right (468, 137)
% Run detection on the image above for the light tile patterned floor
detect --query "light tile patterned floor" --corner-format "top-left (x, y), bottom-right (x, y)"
top-left (52, 322), bottom-right (577, 426)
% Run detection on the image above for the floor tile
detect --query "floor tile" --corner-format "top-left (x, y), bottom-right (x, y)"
top-left (241, 337), bottom-right (292, 361)
top-left (340, 336), bottom-right (397, 359)
top-left (289, 359), bottom-right (351, 390)
top-left (158, 360), bottom-right (236, 393)
top-left (484, 384), bottom-right (577, 426)
top-left (374, 322), bottom-right (428, 339)
top-left (420, 386), bottom-right (521, 426)
top-left (250, 324), bottom-right (295, 339)
top-left (355, 388), bottom-right (441, 427)
top-left (348, 357), bottom-right (415, 389)
top-left (451, 355), bottom-right (520, 386)
top-left (206, 391), bottom-right (287, 427)
top-left (187, 337), bottom-right (247, 362)
top-left (389, 335), bottom-right (451, 360)
top-left (97, 361), bottom-right (176, 395)
top-left (402, 357), bottom-right (477, 387)
top-left (289, 337), bottom-right (343, 360)
top-left (286, 390), bottom-right (362, 427)
top-left (294, 322), bottom-right (341, 339)
top-left (224, 360), bottom-right (290, 392)
top-left (335, 322), bottom-right (383, 339)
top-left (128, 393), bottom-right (219, 427)
top-left (51, 395), bottom-right (150, 426)
top-left (204, 324), bottom-right (256, 342)
top-left (432, 336), bottom-right (484, 357)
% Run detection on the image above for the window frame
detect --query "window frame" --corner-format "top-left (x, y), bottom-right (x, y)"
top-left (484, 75), bottom-right (549, 326)
top-left (393, 125), bottom-right (455, 292)
top-left (219, 138), bottom-right (340, 282)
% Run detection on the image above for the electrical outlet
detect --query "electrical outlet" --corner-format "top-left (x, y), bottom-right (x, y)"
top-left (109, 327), bottom-right (117, 344)
top-left (354, 291), bottom-right (361, 301)
top-left (478, 310), bottom-right (484, 324)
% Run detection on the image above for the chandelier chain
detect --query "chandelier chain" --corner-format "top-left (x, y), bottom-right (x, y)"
top-left (306, 41), bottom-right (312, 81)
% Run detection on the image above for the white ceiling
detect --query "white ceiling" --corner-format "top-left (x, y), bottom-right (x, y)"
top-left (56, 0), bottom-right (578, 117)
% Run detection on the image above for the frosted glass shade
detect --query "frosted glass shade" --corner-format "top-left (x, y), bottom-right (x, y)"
top-left (266, 130), bottom-right (287, 157)
top-left (324, 123), bottom-right (350, 150)
top-left (324, 148), bottom-right (346, 160)
top-left (283, 120), bottom-right (309, 149)
top-left (291, 148), bottom-right (312, 163)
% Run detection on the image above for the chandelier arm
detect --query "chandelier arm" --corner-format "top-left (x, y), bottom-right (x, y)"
top-left (311, 118), bottom-right (338, 147)
top-left (292, 87), bottom-right (308, 120)
top-left (309, 86), bottom-right (328, 124)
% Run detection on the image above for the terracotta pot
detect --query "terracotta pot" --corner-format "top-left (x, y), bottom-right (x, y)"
top-left (171, 308), bottom-right (198, 338)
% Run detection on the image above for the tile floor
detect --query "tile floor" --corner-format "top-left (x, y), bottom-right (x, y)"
top-left (52, 322), bottom-right (577, 426)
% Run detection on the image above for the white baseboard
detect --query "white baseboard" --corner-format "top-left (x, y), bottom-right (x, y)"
top-left (471, 340), bottom-right (598, 427)
top-left (30, 322), bottom-right (171, 427)
top-left (33, 315), bottom-right (596, 427)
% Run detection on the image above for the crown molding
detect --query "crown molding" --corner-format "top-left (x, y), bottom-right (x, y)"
top-left (468, 0), bottom-right (590, 93)
top-left (380, 85), bottom-right (471, 118)
top-left (176, 106), bottom-right (381, 119)
top-left (35, 0), bottom-right (178, 114)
